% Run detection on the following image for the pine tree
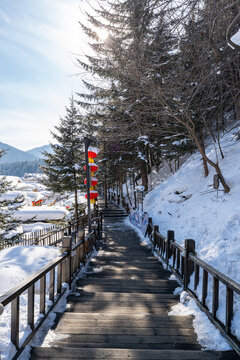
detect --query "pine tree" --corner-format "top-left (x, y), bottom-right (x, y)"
top-left (0, 150), bottom-right (23, 244)
top-left (41, 97), bottom-right (88, 222)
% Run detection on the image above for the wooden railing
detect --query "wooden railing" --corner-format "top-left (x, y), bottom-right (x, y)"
top-left (0, 211), bottom-right (99, 250)
top-left (124, 204), bottom-right (240, 356)
top-left (0, 215), bottom-right (102, 360)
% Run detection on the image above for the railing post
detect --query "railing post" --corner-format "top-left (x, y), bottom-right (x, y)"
top-left (11, 297), bottom-right (20, 349)
top-left (28, 284), bottom-right (35, 330)
top-left (226, 286), bottom-right (233, 334)
top-left (100, 211), bottom-right (103, 232)
top-left (68, 222), bottom-right (72, 235)
top-left (61, 236), bottom-right (72, 285)
top-left (153, 225), bottom-right (159, 249)
top-left (145, 217), bottom-right (152, 237)
top-left (184, 239), bottom-right (195, 290)
top-left (166, 230), bottom-right (174, 265)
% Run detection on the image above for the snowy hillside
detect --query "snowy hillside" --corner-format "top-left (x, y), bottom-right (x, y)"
top-left (143, 127), bottom-right (240, 285)
top-left (0, 142), bottom-right (37, 164)
top-left (26, 145), bottom-right (53, 159)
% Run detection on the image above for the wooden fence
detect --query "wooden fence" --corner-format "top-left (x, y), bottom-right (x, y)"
top-left (0, 211), bottom-right (98, 250)
top-left (0, 214), bottom-right (102, 360)
top-left (119, 198), bottom-right (240, 356)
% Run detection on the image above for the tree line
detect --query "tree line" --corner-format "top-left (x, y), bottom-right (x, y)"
top-left (0, 160), bottom-right (42, 177)
top-left (75, 0), bottom-right (240, 193)
top-left (41, 0), bottom-right (240, 223)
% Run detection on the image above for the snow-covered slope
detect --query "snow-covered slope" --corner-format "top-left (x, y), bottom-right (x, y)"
top-left (0, 142), bottom-right (38, 164)
top-left (144, 127), bottom-right (240, 283)
top-left (26, 145), bottom-right (53, 159)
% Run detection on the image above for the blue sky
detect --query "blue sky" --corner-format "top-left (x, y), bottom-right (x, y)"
top-left (0, 0), bottom-right (89, 150)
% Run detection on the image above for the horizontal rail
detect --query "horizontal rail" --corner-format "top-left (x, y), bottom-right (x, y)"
top-left (189, 254), bottom-right (240, 294)
top-left (0, 253), bottom-right (68, 307)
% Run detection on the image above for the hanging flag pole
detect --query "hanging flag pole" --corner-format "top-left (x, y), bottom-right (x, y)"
top-left (84, 137), bottom-right (92, 233)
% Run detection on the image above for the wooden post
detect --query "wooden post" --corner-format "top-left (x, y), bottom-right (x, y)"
top-left (212, 276), bottom-right (219, 319)
top-left (202, 269), bottom-right (208, 307)
top-left (28, 284), bottom-right (34, 330)
top-left (194, 263), bottom-right (200, 290)
top-left (57, 262), bottom-right (62, 294)
top-left (11, 297), bottom-right (20, 349)
top-left (68, 222), bottom-right (72, 235)
top-left (84, 137), bottom-right (92, 233)
top-left (49, 268), bottom-right (55, 302)
top-left (184, 239), bottom-right (195, 290)
top-left (145, 217), bottom-right (152, 238)
top-left (61, 236), bottom-right (72, 285)
top-left (40, 275), bottom-right (46, 314)
top-left (166, 230), bottom-right (174, 264)
top-left (226, 286), bottom-right (233, 334)
top-left (153, 225), bottom-right (159, 249)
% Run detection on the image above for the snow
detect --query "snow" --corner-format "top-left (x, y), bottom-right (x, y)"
top-left (143, 128), bottom-right (240, 284)
top-left (17, 248), bottom-right (99, 360)
top-left (127, 126), bottom-right (240, 349)
top-left (231, 29), bottom-right (240, 46)
top-left (0, 246), bottom-right (60, 295)
top-left (126, 217), bottom-right (233, 351)
top-left (0, 176), bottom-right (22, 186)
top-left (135, 185), bottom-right (145, 191)
top-left (88, 146), bottom-right (100, 155)
top-left (0, 246), bottom-right (60, 359)
top-left (13, 205), bottom-right (68, 221)
top-left (169, 291), bottom-right (232, 350)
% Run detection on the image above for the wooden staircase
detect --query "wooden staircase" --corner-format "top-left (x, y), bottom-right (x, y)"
top-left (31, 207), bottom-right (238, 359)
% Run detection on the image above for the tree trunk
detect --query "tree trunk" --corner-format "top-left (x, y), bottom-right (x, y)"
top-left (192, 133), bottom-right (230, 193)
top-left (199, 127), bottom-right (209, 177)
top-left (126, 176), bottom-right (132, 207)
top-left (141, 163), bottom-right (148, 192)
top-left (74, 187), bottom-right (79, 224)
top-left (132, 171), bottom-right (137, 209)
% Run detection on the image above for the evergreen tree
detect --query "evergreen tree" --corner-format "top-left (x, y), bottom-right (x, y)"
top-left (0, 150), bottom-right (23, 244)
top-left (41, 97), bottom-right (88, 222)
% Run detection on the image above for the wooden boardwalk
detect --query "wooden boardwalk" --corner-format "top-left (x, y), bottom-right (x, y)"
top-left (31, 205), bottom-right (238, 359)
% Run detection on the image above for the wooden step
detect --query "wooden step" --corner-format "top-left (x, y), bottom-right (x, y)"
top-left (31, 347), bottom-right (239, 359)
top-left (76, 285), bottom-right (176, 294)
top-left (30, 211), bottom-right (237, 360)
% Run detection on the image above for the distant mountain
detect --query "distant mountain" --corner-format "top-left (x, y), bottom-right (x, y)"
top-left (0, 142), bottom-right (38, 164)
top-left (26, 145), bottom-right (53, 159)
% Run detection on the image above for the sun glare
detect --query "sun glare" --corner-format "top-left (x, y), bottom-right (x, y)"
top-left (98, 27), bottom-right (109, 41)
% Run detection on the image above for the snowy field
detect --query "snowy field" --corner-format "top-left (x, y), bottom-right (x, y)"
top-left (0, 246), bottom-right (60, 359)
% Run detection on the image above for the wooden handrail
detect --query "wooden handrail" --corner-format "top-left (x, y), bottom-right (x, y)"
top-left (189, 254), bottom-right (240, 294)
top-left (0, 213), bottom-right (103, 360)
top-left (126, 206), bottom-right (240, 356)
top-left (0, 253), bottom-right (68, 307)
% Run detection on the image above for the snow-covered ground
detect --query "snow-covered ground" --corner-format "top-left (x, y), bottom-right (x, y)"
top-left (128, 126), bottom-right (240, 349)
top-left (0, 246), bottom-right (60, 359)
top-left (13, 205), bottom-right (68, 221)
top-left (0, 174), bottom-right (87, 234)
top-left (144, 128), bottom-right (240, 283)
top-left (126, 218), bottom-right (232, 351)
top-left (0, 246), bottom-right (99, 360)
